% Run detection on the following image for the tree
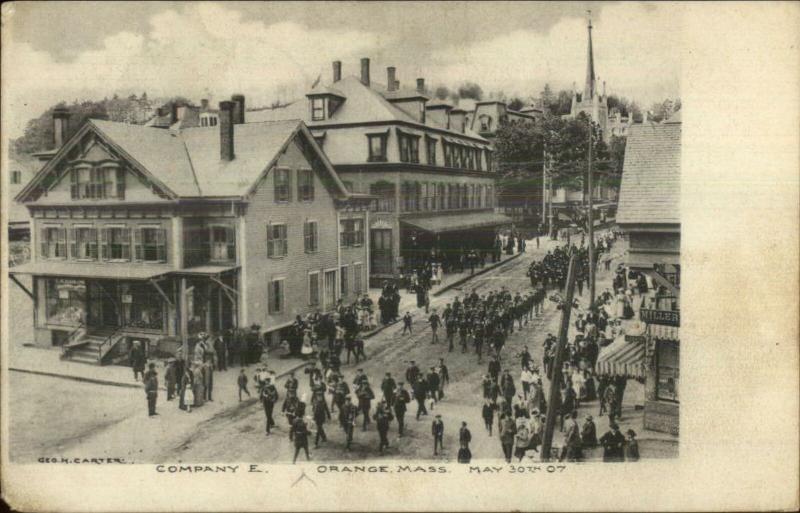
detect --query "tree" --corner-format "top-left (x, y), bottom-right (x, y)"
top-left (457, 81), bottom-right (484, 101)
top-left (507, 97), bottom-right (526, 111)
top-left (540, 83), bottom-right (555, 109)
top-left (646, 98), bottom-right (681, 122)
top-left (433, 86), bottom-right (453, 101)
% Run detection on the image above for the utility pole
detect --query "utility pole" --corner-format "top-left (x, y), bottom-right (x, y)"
top-left (587, 117), bottom-right (595, 305)
top-left (548, 153), bottom-right (554, 240)
top-left (541, 253), bottom-right (578, 461)
top-left (542, 145), bottom-right (548, 228)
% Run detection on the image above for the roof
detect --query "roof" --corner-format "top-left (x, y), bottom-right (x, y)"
top-left (616, 120), bottom-right (681, 225)
top-left (246, 76), bottom-right (488, 142)
top-left (401, 212), bottom-right (512, 234)
top-left (17, 118), bottom-right (348, 202)
top-left (9, 261), bottom-right (174, 280)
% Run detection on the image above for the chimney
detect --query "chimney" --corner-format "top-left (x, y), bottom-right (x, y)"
top-left (231, 94), bottom-right (245, 124)
top-left (219, 101), bottom-right (235, 161)
top-left (201, 98), bottom-right (209, 110)
top-left (360, 57), bottom-right (370, 86)
top-left (416, 78), bottom-right (425, 94)
top-left (333, 60), bottom-right (342, 82)
top-left (387, 67), bottom-right (397, 91)
top-left (170, 103), bottom-right (179, 124)
top-left (52, 107), bottom-right (71, 149)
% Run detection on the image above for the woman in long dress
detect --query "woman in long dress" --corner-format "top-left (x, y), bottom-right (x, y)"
top-left (614, 290), bottom-right (626, 319)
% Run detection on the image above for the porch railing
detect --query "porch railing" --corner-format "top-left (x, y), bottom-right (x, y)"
top-left (97, 328), bottom-right (123, 363)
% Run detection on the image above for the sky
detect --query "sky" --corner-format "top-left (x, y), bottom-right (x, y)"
top-left (1, 1), bottom-right (681, 139)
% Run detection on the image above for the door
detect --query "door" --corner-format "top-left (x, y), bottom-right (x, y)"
top-left (87, 281), bottom-right (120, 331)
top-left (370, 228), bottom-right (393, 275)
top-left (323, 270), bottom-right (337, 311)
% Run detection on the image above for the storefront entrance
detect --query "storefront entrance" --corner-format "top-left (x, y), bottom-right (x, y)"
top-left (370, 228), bottom-right (393, 275)
top-left (87, 281), bottom-right (121, 331)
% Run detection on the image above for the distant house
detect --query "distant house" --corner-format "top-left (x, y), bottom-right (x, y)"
top-left (615, 112), bottom-right (681, 435)
top-left (10, 101), bottom-right (370, 361)
top-left (5, 156), bottom-right (39, 241)
top-left (249, 58), bottom-right (510, 283)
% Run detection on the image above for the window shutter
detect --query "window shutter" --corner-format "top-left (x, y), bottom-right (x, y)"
top-left (57, 228), bottom-right (67, 257)
top-left (122, 228), bottom-right (131, 260)
top-left (70, 228), bottom-right (77, 258)
top-left (40, 228), bottom-right (48, 258)
top-left (158, 228), bottom-right (167, 262)
top-left (287, 170), bottom-right (293, 202)
top-left (267, 225), bottom-right (274, 257)
top-left (134, 228), bottom-right (143, 261)
top-left (116, 168), bottom-right (126, 199)
top-left (100, 228), bottom-right (109, 260)
top-left (280, 225), bottom-right (288, 256)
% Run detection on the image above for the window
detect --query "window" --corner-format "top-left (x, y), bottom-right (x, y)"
top-left (479, 115), bottom-right (492, 132)
top-left (340, 218), bottom-right (364, 247)
top-left (308, 272), bottom-right (320, 306)
top-left (367, 134), bottom-right (387, 162)
top-left (399, 133), bottom-right (419, 163)
top-left (274, 168), bottom-right (291, 202)
top-left (11, 170), bottom-right (22, 184)
top-left (70, 227), bottom-right (98, 260)
top-left (304, 221), bottom-right (319, 253)
top-left (70, 166), bottom-right (125, 200)
top-left (340, 265), bottom-right (349, 296)
top-left (297, 169), bottom-right (314, 201)
top-left (268, 278), bottom-right (285, 314)
top-left (476, 149), bottom-right (483, 171)
top-left (311, 98), bottom-right (325, 121)
top-left (267, 223), bottom-right (288, 258)
top-left (120, 282), bottom-right (165, 331)
top-left (40, 226), bottom-right (67, 259)
top-left (426, 137), bottom-right (437, 165)
top-left (353, 263), bottom-right (363, 294)
top-left (208, 225), bottom-right (235, 262)
top-left (135, 227), bottom-right (168, 262)
top-left (102, 227), bottom-right (131, 260)
top-left (486, 151), bottom-right (493, 172)
top-left (656, 340), bottom-right (680, 402)
top-left (437, 183), bottom-right (445, 210)
top-left (443, 143), bottom-right (452, 167)
top-left (45, 278), bottom-right (86, 326)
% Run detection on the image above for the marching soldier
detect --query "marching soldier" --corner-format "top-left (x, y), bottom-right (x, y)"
top-left (260, 376), bottom-right (279, 435)
top-left (339, 396), bottom-right (358, 450)
top-left (394, 382), bottom-right (411, 436)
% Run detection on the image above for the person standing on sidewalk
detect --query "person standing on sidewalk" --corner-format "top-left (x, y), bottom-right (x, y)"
top-left (428, 309), bottom-right (441, 344)
top-left (144, 362), bottom-right (159, 417)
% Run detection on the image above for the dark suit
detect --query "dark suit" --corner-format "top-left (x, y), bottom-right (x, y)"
top-left (431, 419), bottom-right (444, 454)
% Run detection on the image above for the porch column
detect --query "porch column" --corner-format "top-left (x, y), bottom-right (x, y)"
top-left (180, 277), bottom-right (188, 363)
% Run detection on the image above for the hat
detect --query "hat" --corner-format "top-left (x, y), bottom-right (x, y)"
top-left (586, 415), bottom-right (593, 420)
top-left (626, 429), bottom-right (637, 437)
top-left (609, 422), bottom-right (619, 430)
top-left (435, 414), bottom-right (441, 418)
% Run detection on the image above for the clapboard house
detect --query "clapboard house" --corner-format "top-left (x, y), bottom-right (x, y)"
top-left (11, 100), bottom-right (370, 363)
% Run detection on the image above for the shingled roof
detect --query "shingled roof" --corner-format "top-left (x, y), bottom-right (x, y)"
top-left (616, 120), bottom-right (681, 225)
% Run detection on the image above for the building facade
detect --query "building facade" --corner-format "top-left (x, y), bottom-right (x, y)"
top-left (616, 114), bottom-right (681, 435)
top-left (248, 59), bottom-right (510, 284)
top-left (11, 102), bottom-right (369, 362)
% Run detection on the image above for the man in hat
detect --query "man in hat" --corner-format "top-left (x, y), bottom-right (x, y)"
top-left (312, 390), bottom-right (329, 447)
top-left (561, 411), bottom-right (583, 462)
top-left (356, 380), bottom-right (375, 431)
top-left (413, 376), bottom-right (429, 420)
top-left (405, 361), bottom-right (420, 385)
top-left (144, 362), bottom-right (159, 416)
top-left (291, 416), bottom-right (311, 464)
top-left (381, 372), bottom-right (397, 406)
top-left (581, 414), bottom-right (598, 448)
top-left (599, 421), bottom-right (626, 462)
top-left (426, 367), bottom-right (440, 408)
top-left (260, 377), bottom-right (279, 435)
top-left (482, 399), bottom-right (496, 436)
top-left (431, 414), bottom-right (445, 455)
top-left (499, 414), bottom-right (517, 463)
top-left (394, 382), bottom-right (411, 436)
top-left (374, 403), bottom-right (393, 454)
top-left (339, 396), bottom-right (358, 450)
top-left (428, 309), bottom-right (441, 344)
top-left (436, 359), bottom-right (450, 400)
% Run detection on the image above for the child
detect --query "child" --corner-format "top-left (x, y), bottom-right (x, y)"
top-left (402, 312), bottom-right (413, 335)
top-left (184, 381), bottom-right (194, 413)
top-left (238, 368), bottom-right (251, 402)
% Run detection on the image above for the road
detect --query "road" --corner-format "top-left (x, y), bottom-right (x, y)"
top-left (10, 233), bottom-right (675, 463)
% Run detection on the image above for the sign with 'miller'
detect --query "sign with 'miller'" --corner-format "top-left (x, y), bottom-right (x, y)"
top-left (640, 308), bottom-right (680, 327)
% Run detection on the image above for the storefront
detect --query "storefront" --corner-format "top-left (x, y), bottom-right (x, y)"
top-left (644, 322), bottom-right (680, 435)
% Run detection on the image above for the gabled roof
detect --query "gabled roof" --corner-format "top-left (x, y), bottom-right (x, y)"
top-left (16, 118), bottom-right (348, 202)
top-left (616, 120), bottom-right (681, 225)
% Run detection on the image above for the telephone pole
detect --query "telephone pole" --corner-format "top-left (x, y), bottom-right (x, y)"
top-left (542, 145), bottom-right (548, 228)
top-left (541, 253), bottom-right (578, 461)
top-left (587, 117), bottom-right (596, 305)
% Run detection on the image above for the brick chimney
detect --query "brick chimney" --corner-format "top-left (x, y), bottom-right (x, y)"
top-left (219, 101), bottom-right (235, 161)
top-left (333, 60), bottom-right (342, 83)
top-left (231, 94), bottom-right (245, 124)
top-left (416, 78), bottom-right (425, 94)
top-left (387, 67), bottom-right (397, 91)
top-left (360, 57), bottom-right (370, 86)
top-left (52, 107), bottom-right (71, 149)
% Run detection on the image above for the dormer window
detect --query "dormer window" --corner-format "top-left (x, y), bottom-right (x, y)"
top-left (311, 98), bottom-right (326, 121)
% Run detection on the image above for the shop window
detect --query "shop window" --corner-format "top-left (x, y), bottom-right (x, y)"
top-left (71, 227), bottom-right (98, 260)
top-left (656, 340), bottom-right (680, 402)
top-left (136, 227), bottom-right (168, 263)
top-left (120, 282), bottom-right (165, 331)
top-left (40, 226), bottom-right (67, 259)
top-left (45, 278), bottom-right (86, 326)
top-left (274, 168), bottom-right (291, 202)
top-left (267, 223), bottom-right (288, 258)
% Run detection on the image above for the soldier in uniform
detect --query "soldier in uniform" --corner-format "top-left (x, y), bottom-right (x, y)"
top-left (282, 390), bottom-right (300, 440)
top-left (381, 372), bottom-right (397, 406)
top-left (356, 380), bottom-right (375, 431)
top-left (426, 367), bottom-right (440, 408)
top-left (405, 361), bottom-right (421, 385)
top-left (394, 382), bottom-right (411, 436)
top-left (445, 314), bottom-right (457, 352)
top-left (374, 404), bottom-right (393, 454)
top-left (291, 416), bottom-right (311, 464)
top-left (260, 376), bottom-right (279, 435)
top-left (339, 396), bottom-right (358, 450)
top-left (312, 391), bottom-right (330, 447)
top-left (431, 414), bottom-right (445, 456)
top-left (413, 376), bottom-right (429, 420)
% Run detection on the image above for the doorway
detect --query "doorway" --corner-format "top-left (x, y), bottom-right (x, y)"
top-left (370, 228), bottom-right (393, 275)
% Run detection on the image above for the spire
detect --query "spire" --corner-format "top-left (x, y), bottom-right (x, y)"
top-left (583, 10), bottom-right (596, 101)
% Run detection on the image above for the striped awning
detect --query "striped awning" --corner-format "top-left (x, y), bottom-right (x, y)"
top-left (596, 335), bottom-right (646, 379)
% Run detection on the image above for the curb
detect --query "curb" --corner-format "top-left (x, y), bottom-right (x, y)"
top-left (432, 252), bottom-right (522, 297)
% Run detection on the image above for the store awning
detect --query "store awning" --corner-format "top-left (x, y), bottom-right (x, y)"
top-left (401, 212), bottom-right (512, 234)
top-left (648, 324), bottom-right (680, 340)
top-left (171, 264), bottom-right (239, 277)
top-left (596, 335), bottom-right (646, 379)
top-left (8, 261), bottom-right (174, 280)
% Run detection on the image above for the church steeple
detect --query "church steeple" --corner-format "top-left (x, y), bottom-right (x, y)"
top-left (583, 10), bottom-right (596, 100)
